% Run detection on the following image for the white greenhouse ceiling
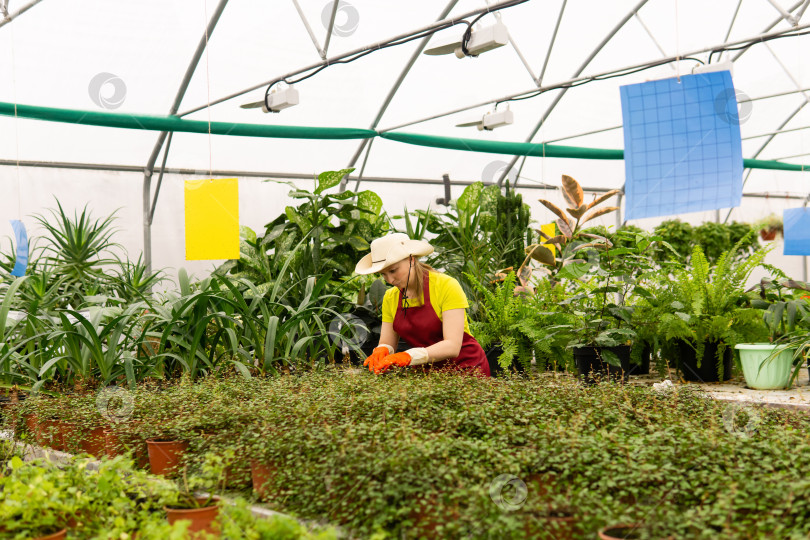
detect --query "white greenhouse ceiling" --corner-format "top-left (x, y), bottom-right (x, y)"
top-left (1, 0), bottom-right (809, 277)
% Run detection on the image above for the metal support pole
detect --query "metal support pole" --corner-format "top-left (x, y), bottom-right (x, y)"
top-left (142, 0), bottom-right (229, 274)
top-left (339, 0), bottom-right (459, 192)
top-left (322, 0), bottom-right (339, 57)
top-left (537, 0), bottom-right (567, 86)
top-left (291, 0), bottom-right (326, 59)
top-left (0, 0), bottom-right (44, 30)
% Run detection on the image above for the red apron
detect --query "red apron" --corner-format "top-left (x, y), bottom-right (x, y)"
top-left (393, 272), bottom-right (491, 377)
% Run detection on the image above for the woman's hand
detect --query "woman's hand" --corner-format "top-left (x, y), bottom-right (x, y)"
top-left (371, 348), bottom-right (428, 374)
top-left (371, 351), bottom-right (413, 374)
top-left (364, 345), bottom-right (394, 369)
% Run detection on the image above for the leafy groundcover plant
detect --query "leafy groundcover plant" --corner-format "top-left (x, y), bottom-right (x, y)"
top-left (6, 372), bottom-right (810, 539)
top-left (0, 453), bottom-right (337, 539)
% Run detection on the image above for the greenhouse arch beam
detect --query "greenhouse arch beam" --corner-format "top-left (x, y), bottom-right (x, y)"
top-left (496, 0), bottom-right (650, 188)
top-left (340, 0), bottom-right (460, 193)
top-left (141, 0), bottom-right (230, 274)
top-left (0, 0), bottom-right (45, 30)
top-left (177, 0), bottom-right (525, 119)
top-left (5, 158), bottom-right (806, 200)
top-left (380, 21), bottom-right (810, 134)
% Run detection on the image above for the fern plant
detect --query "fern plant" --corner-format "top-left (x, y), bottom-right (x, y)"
top-left (656, 236), bottom-right (771, 377)
top-left (467, 271), bottom-right (533, 370)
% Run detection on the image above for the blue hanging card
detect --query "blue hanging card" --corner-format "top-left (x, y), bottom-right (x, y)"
top-left (620, 71), bottom-right (743, 220)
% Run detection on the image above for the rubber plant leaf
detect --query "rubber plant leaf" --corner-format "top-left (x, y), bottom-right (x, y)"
top-left (561, 175), bottom-right (584, 208)
top-left (538, 199), bottom-right (571, 228)
top-left (581, 206), bottom-right (620, 225)
top-left (585, 189), bottom-right (621, 210)
top-left (536, 228), bottom-right (553, 241)
top-left (579, 233), bottom-right (613, 247)
top-left (557, 218), bottom-right (573, 238)
top-left (544, 235), bottom-right (568, 245)
top-left (566, 204), bottom-right (589, 220)
top-left (525, 244), bottom-right (555, 266)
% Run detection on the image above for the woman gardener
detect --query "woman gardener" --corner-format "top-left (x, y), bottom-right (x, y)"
top-left (355, 233), bottom-right (490, 377)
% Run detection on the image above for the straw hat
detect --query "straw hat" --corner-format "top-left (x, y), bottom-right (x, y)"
top-left (355, 233), bottom-right (434, 275)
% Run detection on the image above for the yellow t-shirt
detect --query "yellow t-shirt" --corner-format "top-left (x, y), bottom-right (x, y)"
top-left (381, 271), bottom-right (472, 335)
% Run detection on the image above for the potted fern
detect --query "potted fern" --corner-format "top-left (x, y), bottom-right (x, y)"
top-left (735, 277), bottom-right (810, 389)
top-left (657, 238), bottom-right (770, 382)
top-left (468, 271), bottom-right (534, 374)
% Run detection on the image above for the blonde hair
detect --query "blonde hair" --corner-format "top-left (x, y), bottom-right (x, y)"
top-left (409, 257), bottom-right (436, 302)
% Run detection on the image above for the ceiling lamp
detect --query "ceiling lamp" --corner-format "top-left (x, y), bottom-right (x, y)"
top-left (241, 85), bottom-right (299, 113)
top-left (456, 107), bottom-right (514, 131)
top-left (424, 21), bottom-right (509, 58)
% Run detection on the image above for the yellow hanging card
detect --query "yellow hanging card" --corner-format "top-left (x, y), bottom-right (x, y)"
top-left (541, 222), bottom-right (556, 257)
top-left (185, 178), bottom-right (240, 260)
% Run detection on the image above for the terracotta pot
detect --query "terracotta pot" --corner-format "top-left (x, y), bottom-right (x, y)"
top-left (35, 418), bottom-right (63, 450)
top-left (599, 523), bottom-right (643, 540)
top-left (524, 514), bottom-right (578, 539)
top-left (165, 497), bottom-right (220, 536)
top-left (250, 460), bottom-right (277, 500)
top-left (760, 228), bottom-right (778, 241)
top-left (105, 425), bottom-right (150, 468)
top-left (146, 439), bottom-right (189, 476)
top-left (525, 473), bottom-right (556, 501)
top-left (24, 413), bottom-right (38, 436)
top-left (33, 528), bottom-right (68, 540)
top-left (78, 426), bottom-right (106, 457)
top-left (104, 429), bottom-right (123, 457)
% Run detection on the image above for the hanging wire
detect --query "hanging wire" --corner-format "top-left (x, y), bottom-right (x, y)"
top-left (9, 12), bottom-right (21, 218)
top-left (675, 0), bottom-right (680, 81)
top-left (203, 0), bottom-right (213, 177)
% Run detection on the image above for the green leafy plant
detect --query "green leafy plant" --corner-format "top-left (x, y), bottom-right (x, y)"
top-left (656, 237), bottom-right (770, 376)
top-left (467, 271), bottom-right (534, 370)
top-left (748, 277), bottom-right (810, 343)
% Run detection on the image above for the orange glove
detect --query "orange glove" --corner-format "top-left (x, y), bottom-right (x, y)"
top-left (364, 345), bottom-right (394, 370)
top-left (372, 351), bottom-right (413, 374)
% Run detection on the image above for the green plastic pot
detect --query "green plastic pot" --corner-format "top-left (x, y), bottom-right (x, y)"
top-left (735, 344), bottom-right (795, 390)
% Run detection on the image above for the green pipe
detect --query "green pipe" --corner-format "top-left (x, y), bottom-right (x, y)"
top-left (1, 101), bottom-right (808, 172)
top-left (0, 102), bottom-right (377, 140)
top-left (379, 131), bottom-right (624, 160)
top-left (380, 131), bottom-right (810, 172)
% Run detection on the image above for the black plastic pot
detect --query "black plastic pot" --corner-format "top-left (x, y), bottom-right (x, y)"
top-left (573, 345), bottom-right (630, 384)
top-left (676, 341), bottom-right (733, 382)
top-left (485, 343), bottom-right (527, 377)
top-left (626, 347), bottom-right (651, 376)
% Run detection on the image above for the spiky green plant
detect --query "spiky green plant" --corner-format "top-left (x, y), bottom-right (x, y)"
top-left (33, 201), bottom-right (122, 308)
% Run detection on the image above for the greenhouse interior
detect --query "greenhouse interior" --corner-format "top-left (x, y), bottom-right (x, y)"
top-left (2, 0), bottom-right (810, 538)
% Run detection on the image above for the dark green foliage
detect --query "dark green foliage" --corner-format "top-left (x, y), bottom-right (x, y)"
top-left (653, 220), bottom-right (693, 264)
top-left (9, 373), bottom-right (810, 539)
top-left (654, 220), bottom-right (757, 265)
top-left (491, 180), bottom-right (532, 270)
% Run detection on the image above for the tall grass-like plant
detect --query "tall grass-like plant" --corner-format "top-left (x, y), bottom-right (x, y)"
top-left (38, 305), bottom-right (143, 389)
top-left (34, 201), bottom-right (122, 308)
top-left (110, 254), bottom-right (166, 303)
